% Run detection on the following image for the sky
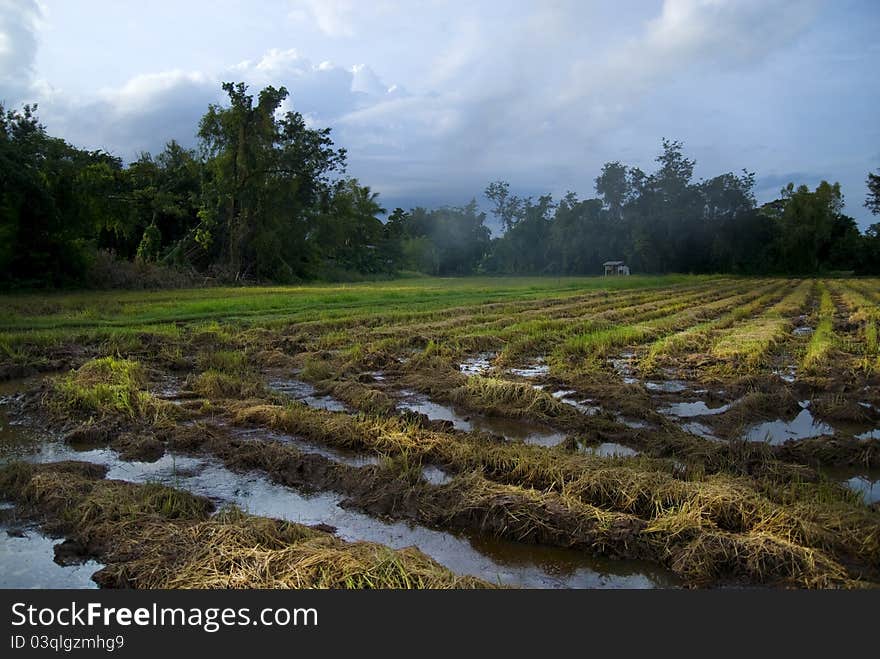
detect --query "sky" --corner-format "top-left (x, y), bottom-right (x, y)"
top-left (1, 0), bottom-right (879, 231)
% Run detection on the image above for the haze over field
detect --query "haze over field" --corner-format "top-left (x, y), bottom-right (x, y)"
top-left (1, 0), bottom-right (878, 229)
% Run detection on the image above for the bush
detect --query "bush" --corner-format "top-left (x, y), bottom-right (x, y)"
top-left (85, 249), bottom-right (203, 290)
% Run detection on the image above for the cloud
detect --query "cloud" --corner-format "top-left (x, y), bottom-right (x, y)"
top-left (0, 0), bottom-right (41, 102)
top-left (10, 0), bottom-right (876, 229)
top-left (294, 0), bottom-right (357, 38)
top-left (30, 48), bottom-right (405, 160)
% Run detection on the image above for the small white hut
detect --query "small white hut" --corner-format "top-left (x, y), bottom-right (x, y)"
top-left (603, 261), bottom-right (630, 276)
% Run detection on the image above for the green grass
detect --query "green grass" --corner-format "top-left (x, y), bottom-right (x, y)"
top-left (802, 283), bottom-right (835, 373)
top-left (0, 275), bottom-right (708, 340)
top-left (710, 280), bottom-right (812, 369)
top-left (52, 356), bottom-right (169, 419)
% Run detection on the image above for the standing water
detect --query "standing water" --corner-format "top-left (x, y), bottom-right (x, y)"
top-left (0, 387), bottom-right (678, 589)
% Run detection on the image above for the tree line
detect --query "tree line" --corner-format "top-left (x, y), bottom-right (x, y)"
top-left (2, 82), bottom-right (879, 287)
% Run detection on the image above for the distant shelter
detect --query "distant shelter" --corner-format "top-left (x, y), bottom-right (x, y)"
top-left (603, 261), bottom-right (630, 276)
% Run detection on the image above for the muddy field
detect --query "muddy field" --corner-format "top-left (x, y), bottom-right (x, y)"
top-left (1, 275), bottom-right (879, 589)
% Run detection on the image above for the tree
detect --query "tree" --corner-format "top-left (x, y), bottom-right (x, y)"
top-left (484, 180), bottom-right (524, 231)
top-left (123, 141), bottom-right (201, 263)
top-left (867, 170), bottom-right (880, 215)
top-left (0, 104), bottom-right (125, 285)
top-left (314, 179), bottom-right (388, 274)
top-left (594, 162), bottom-right (629, 221)
top-left (773, 181), bottom-right (844, 274)
top-left (196, 82), bottom-right (347, 280)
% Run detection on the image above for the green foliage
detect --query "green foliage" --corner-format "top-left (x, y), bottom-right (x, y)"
top-left (53, 357), bottom-right (158, 418)
top-left (394, 201), bottom-right (491, 275)
top-left (2, 95), bottom-right (877, 288)
top-left (866, 170), bottom-right (880, 216)
top-left (135, 224), bottom-right (162, 263)
top-left (0, 104), bottom-right (125, 286)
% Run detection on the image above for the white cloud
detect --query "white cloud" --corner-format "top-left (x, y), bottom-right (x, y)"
top-left (0, 0), bottom-right (41, 101)
top-left (8, 0), bottom-right (876, 227)
top-left (288, 0), bottom-right (357, 38)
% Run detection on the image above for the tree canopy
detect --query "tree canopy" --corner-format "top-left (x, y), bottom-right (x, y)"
top-left (1, 89), bottom-right (877, 288)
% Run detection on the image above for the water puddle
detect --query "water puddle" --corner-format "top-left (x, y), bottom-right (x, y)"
top-left (398, 391), bottom-right (567, 447)
top-left (821, 467), bottom-right (880, 505)
top-left (459, 353), bottom-right (496, 376)
top-left (681, 421), bottom-right (721, 441)
top-left (609, 352), bottom-right (638, 384)
top-left (645, 380), bottom-right (688, 393)
top-left (1, 436), bottom-right (675, 589)
top-left (858, 402), bottom-right (880, 414)
top-left (509, 361), bottom-right (550, 379)
top-left (617, 416), bottom-right (650, 430)
top-left (581, 442), bottom-right (639, 458)
top-left (855, 429), bottom-right (880, 440)
top-left (466, 535), bottom-right (675, 589)
top-left (152, 376), bottom-right (192, 404)
top-left (549, 390), bottom-right (601, 415)
top-left (0, 520), bottom-right (102, 589)
top-left (661, 401), bottom-right (731, 418)
top-left (421, 465), bottom-right (453, 485)
top-left (773, 365), bottom-right (797, 384)
top-left (793, 326), bottom-right (814, 336)
top-left (743, 402), bottom-right (834, 445)
top-left (268, 379), bottom-right (349, 412)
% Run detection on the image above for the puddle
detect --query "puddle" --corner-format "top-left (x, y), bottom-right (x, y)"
top-left (509, 361), bottom-right (550, 378)
top-left (398, 391), bottom-right (567, 447)
top-left (609, 352), bottom-right (638, 384)
top-left (855, 429), bottom-right (880, 440)
top-left (661, 401), bottom-right (731, 418)
top-left (549, 390), bottom-right (602, 415)
top-left (792, 326), bottom-right (813, 336)
top-left (681, 421), bottom-right (721, 441)
top-left (1, 434), bottom-right (676, 589)
top-left (821, 467), bottom-right (880, 505)
top-left (559, 398), bottom-right (601, 416)
top-left (844, 475), bottom-right (880, 504)
top-left (232, 427), bottom-right (380, 468)
top-left (582, 442), bottom-right (639, 458)
top-left (743, 402), bottom-right (834, 445)
top-left (773, 365), bottom-right (797, 384)
top-left (858, 402), bottom-right (880, 414)
top-left (268, 379), bottom-right (349, 412)
top-left (617, 416), bottom-right (650, 430)
top-left (421, 465), bottom-right (453, 486)
top-left (459, 353), bottom-right (496, 376)
top-left (0, 522), bottom-right (102, 589)
top-left (645, 380), bottom-right (688, 393)
top-left (466, 535), bottom-right (674, 589)
top-left (152, 376), bottom-right (191, 404)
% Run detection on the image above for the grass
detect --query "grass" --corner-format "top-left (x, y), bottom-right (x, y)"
top-left (0, 275), bottom-right (701, 335)
top-left (710, 280), bottom-right (812, 370)
top-left (832, 280), bottom-right (880, 372)
top-left (52, 356), bottom-right (168, 420)
top-left (802, 283), bottom-right (836, 374)
top-left (0, 462), bottom-right (489, 589)
top-left (3, 275), bottom-right (880, 589)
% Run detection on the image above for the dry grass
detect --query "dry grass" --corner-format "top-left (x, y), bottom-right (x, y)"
top-left (0, 462), bottom-right (492, 589)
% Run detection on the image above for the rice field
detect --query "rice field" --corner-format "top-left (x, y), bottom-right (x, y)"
top-left (1, 275), bottom-right (879, 589)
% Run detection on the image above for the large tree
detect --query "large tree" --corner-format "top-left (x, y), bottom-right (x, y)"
top-left (594, 161), bottom-right (629, 222)
top-left (196, 82), bottom-right (347, 280)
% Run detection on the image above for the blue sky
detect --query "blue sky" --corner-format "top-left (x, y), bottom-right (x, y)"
top-left (2, 0), bottom-right (879, 230)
